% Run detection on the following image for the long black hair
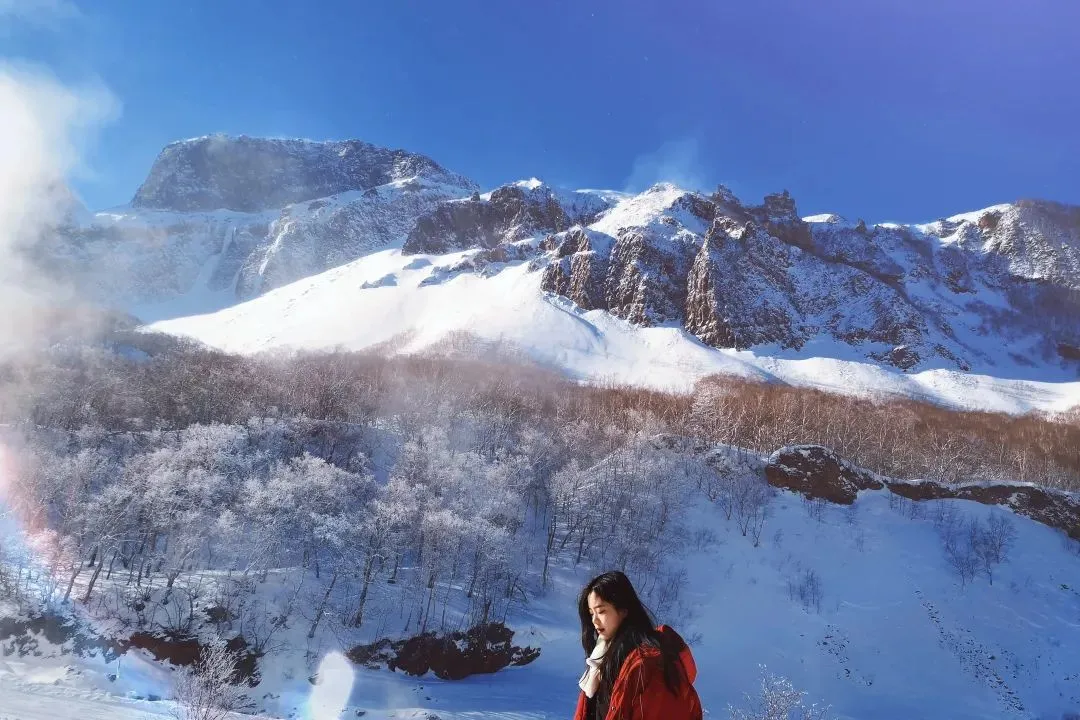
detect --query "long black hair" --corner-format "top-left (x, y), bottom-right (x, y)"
top-left (578, 571), bottom-right (687, 717)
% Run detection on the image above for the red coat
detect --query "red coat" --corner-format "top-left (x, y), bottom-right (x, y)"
top-left (572, 625), bottom-right (703, 720)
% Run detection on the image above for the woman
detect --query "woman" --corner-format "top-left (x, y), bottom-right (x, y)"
top-left (573, 571), bottom-right (703, 720)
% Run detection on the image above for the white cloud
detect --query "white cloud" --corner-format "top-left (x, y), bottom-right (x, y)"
top-left (623, 137), bottom-right (710, 193)
top-left (0, 62), bottom-right (118, 356)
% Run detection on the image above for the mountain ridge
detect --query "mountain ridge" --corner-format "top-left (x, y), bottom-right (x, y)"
top-left (131, 134), bottom-right (476, 213)
top-left (35, 134), bottom-right (1080, 382)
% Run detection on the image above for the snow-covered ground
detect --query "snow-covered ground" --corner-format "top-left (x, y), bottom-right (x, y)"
top-left (3, 484), bottom-right (1080, 720)
top-left (0, 677), bottom-right (172, 720)
top-left (146, 250), bottom-right (1080, 415)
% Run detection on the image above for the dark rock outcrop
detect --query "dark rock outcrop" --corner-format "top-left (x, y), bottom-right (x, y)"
top-left (1059, 343), bottom-right (1080, 362)
top-left (751, 190), bottom-right (813, 251)
top-left (0, 614), bottom-right (260, 684)
top-left (541, 187), bottom-right (943, 365)
top-left (0, 612), bottom-right (121, 661)
top-left (765, 444), bottom-right (1080, 540)
top-left (869, 345), bottom-right (921, 370)
top-left (534, 187), bottom-right (957, 365)
top-left (973, 199), bottom-right (1080, 289)
top-left (42, 130), bottom-right (1080, 375)
top-left (605, 228), bottom-right (693, 325)
top-left (121, 632), bottom-right (261, 684)
top-left (236, 176), bottom-right (469, 298)
top-left (886, 480), bottom-right (1080, 540)
top-left (674, 192), bottom-right (717, 224)
top-left (684, 221), bottom-right (801, 349)
top-left (347, 622), bottom-right (540, 680)
top-left (403, 183), bottom-right (609, 255)
top-left (540, 228), bottom-right (609, 311)
top-left (765, 445), bottom-right (884, 504)
top-left (539, 224), bottom-right (694, 323)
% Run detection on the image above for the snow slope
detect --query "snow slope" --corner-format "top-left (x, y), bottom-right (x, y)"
top-left (49, 173), bottom-right (474, 310)
top-left (0, 678), bottom-right (171, 720)
top-left (147, 251), bottom-right (1080, 415)
top-left (679, 492), bottom-right (1080, 720)
top-left (4, 486), bottom-right (1079, 720)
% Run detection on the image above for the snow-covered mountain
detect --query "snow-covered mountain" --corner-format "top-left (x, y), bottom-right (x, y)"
top-left (539, 185), bottom-right (1080, 374)
top-left (131, 135), bottom-right (475, 213)
top-left (38, 135), bottom-right (477, 305)
top-left (37, 135), bottom-right (1080, 406)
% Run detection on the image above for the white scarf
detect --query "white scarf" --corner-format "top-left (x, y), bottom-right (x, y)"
top-left (578, 636), bottom-right (608, 698)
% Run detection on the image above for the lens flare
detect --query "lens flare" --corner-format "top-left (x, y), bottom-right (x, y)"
top-left (0, 441), bottom-right (25, 549)
top-left (307, 651), bottom-right (354, 720)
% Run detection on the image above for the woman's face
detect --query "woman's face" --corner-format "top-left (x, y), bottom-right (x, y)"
top-left (587, 591), bottom-right (627, 641)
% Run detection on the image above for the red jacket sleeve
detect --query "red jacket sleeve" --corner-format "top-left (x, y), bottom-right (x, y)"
top-left (604, 651), bottom-right (663, 720)
top-left (573, 691), bottom-right (588, 720)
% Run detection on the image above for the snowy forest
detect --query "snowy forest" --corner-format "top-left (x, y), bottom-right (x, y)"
top-left (0, 322), bottom-right (1078, 720)
top-left (0, 331), bottom-right (721, 647)
top-left (2, 327), bottom-right (1078, 643)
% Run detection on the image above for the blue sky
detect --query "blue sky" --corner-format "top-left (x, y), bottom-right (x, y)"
top-left (4, 0), bottom-right (1078, 221)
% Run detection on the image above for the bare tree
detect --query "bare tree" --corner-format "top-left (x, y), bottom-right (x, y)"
top-left (942, 519), bottom-right (980, 588)
top-left (975, 513), bottom-right (1017, 585)
top-left (729, 666), bottom-right (833, 720)
top-left (940, 512), bottom-right (1018, 587)
top-left (733, 475), bottom-right (772, 544)
top-left (787, 567), bottom-right (823, 613)
top-left (803, 497), bottom-right (828, 523)
top-left (171, 639), bottom-right (252, 720)
top-left (932, 500), bottom-right (961, 541)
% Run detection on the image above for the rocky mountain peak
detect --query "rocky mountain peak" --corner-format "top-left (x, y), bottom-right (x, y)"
top-left (757, 189), bottom-right (799, 223)
top-left (131, 134), bottom-right (474, 213)
top-left (402, 181), bottom-right (617, 255)
top-left (745, 189), bottom-right (813, 250)
top-left (532, 186), bottom-right (1080, 372)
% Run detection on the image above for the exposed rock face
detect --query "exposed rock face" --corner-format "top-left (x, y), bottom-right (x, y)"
top-left (39, 213), bottom-right (248, 305)
top-left (123, 632), bottom-right (260, 684)
top-left (132, 135), bottom-right (471, 213)
top-left (539, 227), bottom-right (608, 311)
top-left (886, 480), bottom-right (1080, 541)
top-left (0, 612), bottom-right (121, 661)
top-left (679, 197), bottom-right (935, 355)
top-left (605, 228), bottom-right (694, 325)
top-left (750, 189), bottom-right (814, 251)
top-left (765, 444), bottom-right (1080, 540)
top-left (537, 186), bottom-right (1080, 372)
top-left (0, 614), bottom-right (260, 685)
top-left (403, 182), bottom-right (611, 255)
top-left (208, 222), bottom-right (270, 292)
top-left (685, 221), bottom-right (800, 349)
top-left (236, 177), bottom-right (470, 298)
top-left (537, 185), bottom-right (708, 326)
top-left (346, 622), bottom-right (540, 680)
top-left (980, 199), bottom-right (1080, 288)
top-left (869, 345), bottom-right (922, 371)
top-left (765, 445), bottom-right (884, 504)
top-left (539, 223), bottom-right (695, 325)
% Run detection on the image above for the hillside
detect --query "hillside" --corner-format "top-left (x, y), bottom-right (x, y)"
top-left (147, 244), bottom-right (1080, 415)
top-left (27, 135), bottom-right (1080, 414)
top-left (3, 440), bottom-right (1079, 720)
